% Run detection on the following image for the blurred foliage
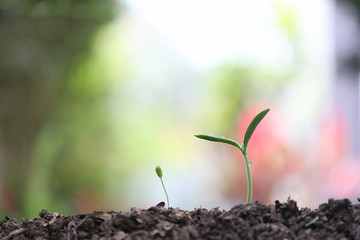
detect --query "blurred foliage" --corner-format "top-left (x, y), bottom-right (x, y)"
top-left (272, 0), bottom-right (299, 43)
top-left (0, 0), bottom-right (119, 218)
top-left (200, 0), bottom-right (301, 138)
top-left (202, 64), bottom-right (294, 137)
top-left (346, 0), bottom-right (360, 11)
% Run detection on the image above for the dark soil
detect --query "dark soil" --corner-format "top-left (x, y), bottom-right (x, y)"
top-left (1, 198), bottom-right (360, 240)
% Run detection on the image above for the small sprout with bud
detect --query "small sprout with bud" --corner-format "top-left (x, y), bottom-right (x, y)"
top-left (155, 165), bottom-right (170, 208)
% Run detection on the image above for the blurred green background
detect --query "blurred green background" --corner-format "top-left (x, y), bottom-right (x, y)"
top-left (1, 0), bottom-right (360, 219)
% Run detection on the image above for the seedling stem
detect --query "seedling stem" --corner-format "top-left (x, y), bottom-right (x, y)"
top-left (195, 108), bottom-right (269, 204)
top-left (155, 165), bottom-right (170, 208)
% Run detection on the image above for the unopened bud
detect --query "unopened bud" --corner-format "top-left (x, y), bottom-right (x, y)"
top-left (155, 165), bottom-right (163, 178)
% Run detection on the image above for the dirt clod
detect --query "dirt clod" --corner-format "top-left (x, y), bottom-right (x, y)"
top-left (1, 198), bottom-right (360, 239)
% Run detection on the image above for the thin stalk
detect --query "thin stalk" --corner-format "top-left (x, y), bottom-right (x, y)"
top-left (160, 177), bottom-right (170, 208)
top-left (195, 108), bottom-right (269, 205)
top-left (243, 152), bottom-right (252, 204)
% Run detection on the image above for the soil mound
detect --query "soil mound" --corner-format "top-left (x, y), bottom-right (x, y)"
top-left (1, 198), bottom-right (360, 239)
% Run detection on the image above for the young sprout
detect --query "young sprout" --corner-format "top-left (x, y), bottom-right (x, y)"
top-left (155, 165), bottom-right (170, 208)
top-left (195, 108), bottom-right (269, 204)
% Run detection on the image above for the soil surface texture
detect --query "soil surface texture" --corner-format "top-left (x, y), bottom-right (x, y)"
top-left (1, 198), bottom-right (360, 240)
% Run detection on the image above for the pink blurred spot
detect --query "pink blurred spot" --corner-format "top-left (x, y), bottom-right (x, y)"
top-left (328, 160), bottom-right (360, 198)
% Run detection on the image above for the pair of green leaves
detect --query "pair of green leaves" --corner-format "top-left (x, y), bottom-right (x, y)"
top-left (195, 108), bottom-right (270, 204)
top-left (195, 108), bottom-right (269, 153)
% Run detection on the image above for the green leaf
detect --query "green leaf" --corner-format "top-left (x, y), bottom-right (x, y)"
top-left (243, 108), bottom-right (270, 150)
top-left (195, 134), bottom-right (242, 151)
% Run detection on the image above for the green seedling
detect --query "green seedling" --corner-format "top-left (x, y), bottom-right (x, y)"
top-left (155, 165), bottom-right (170, 208)
top-left (195, 108), bottom-right (270, 204)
